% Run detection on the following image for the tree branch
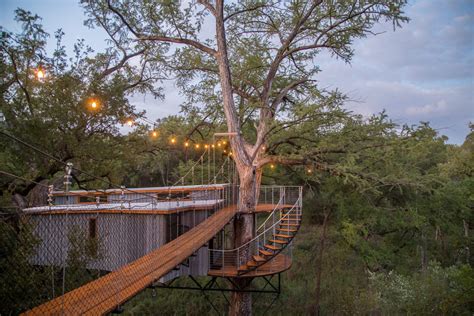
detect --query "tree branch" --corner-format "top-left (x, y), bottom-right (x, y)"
top-left (107, 0), bottom-right (217, 57)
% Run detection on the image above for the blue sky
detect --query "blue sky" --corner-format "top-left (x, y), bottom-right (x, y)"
top-left (1, 0), bottom-right (473, 144)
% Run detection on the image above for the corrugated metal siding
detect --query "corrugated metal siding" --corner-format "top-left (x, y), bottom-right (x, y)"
top-left (27, 209), bottom-right (213, 280)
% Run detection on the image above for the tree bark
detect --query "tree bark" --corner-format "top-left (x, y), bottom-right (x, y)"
top-left (214, 1), bottom-right (256, 314)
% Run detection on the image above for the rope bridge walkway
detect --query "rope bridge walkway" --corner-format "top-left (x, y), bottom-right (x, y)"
top-left (24, 205), bottom-right (238, 315)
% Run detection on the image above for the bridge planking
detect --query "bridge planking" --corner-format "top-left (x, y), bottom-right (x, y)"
top-left (23, 205), bottom-right (237, 316)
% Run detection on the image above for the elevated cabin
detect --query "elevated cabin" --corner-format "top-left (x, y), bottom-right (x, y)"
top-left (23, 184), bottom-right (230, 282)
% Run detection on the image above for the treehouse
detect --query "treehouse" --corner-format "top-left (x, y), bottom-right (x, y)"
top-left (22, 182), bottom-right (303, 315)
top-left (24, 184), bottom-right (229, 281)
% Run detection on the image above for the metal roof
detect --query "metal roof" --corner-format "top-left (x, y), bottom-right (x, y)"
top-left (24, 199), bottom-right (224, 214)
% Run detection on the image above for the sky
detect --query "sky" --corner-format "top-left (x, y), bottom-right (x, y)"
top-left (1, 0), bottom-right (473, 144)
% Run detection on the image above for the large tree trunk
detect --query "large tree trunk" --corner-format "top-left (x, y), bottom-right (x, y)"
top-left (213, 1), bottom-right (257, 314)
top-left (229, 166), bottom-right (257, 315)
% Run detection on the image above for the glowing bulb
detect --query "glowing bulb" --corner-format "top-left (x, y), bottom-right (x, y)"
top-left (126, 119), bottom-right (134, 126)
top-left (184, 141), bottom-right (189, 147)
top-left (170, 138), bottom-right (176, 144)
top-left (204, 144), bottom-right (209, 149)
top-left (222, 141), bottom-right (227, 145)
top-left (217, 142), bottom-right (222, 147)
top-left (262, 146), bottom-right (266, 151)
top-left (36, 69), bottom-right (45, 79)
top-left (307, 169), bottom-right (312, 173)
top-left (229, 152), bottom-right (232, 156)
top-left (152, 131), bottom-right (158, 137)
top-left (91, 101), bottom-right (97, 109)
top-left (270, 164), bottom-right (275, 169)
top-left (195, 144), bottom-right (200, 149)
top-left (211, 144), bottom-right (215, 148)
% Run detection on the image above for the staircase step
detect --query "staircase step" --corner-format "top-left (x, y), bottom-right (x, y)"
top-left (252, 255), bottom-right (266, 262)
top-left (259, 249), bottom-right (273, 256)
top-left (269, 239), bottom-right (288, 245)
top-left (247, 261), bottom-right (258, 267)
top-left (274, 233), bottom-right (292, 239)
top-left (278, 228), bottom-right (298, 233)
top-left (264, 244), bottom-right (281, 251)
top-left (281, 218), bottom-right (301, 222)
top-left (280, 224), bottom-right (299, 227)
top-left (237, 264), bottom-right (248, 272)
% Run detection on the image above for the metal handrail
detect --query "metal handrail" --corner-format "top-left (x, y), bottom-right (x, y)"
top-left (210, 196), bottom-right (301, 254)
top-left (256, 195), bottom-right (284, 232)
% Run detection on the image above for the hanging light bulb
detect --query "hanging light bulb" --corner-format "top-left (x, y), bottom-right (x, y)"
top-left (36, 68), bottom-right (45, 80)
top-left (184, 141), bottom-right (190, 147)
top-left (211, 144), bottom-right (215, 149)
top-left (170, 137), bottom-right (176, 144)
top-left (195, 144), bottom-right (200, 149)
top-left (307, 168), bottom-right (312, 174)
top-left (126, 119), bottom-right (134, 126)
top-left (151, 130), bottom-right (158, 138)
top-left (222, 140), bottom-right (227, 145)
top-left (204, 144), bottom-right (209, 149)
top-left (270, 164), bottom-right (275, 169)
top-left (88, 99), bottom-right (99, 110)
top-left (217, 142), bottom-right (222, 147)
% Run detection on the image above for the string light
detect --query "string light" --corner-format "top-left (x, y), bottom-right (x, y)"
top-left (211, 144), bottom-right (215, 148)
top-left (195, 144), bottom-right (200, 149)
top-left (222, 141), bottom-right (227, 145)
top-left (126, 119), bottom-right (134, 127)
top-left (270, 164), bottom-right (275, 169)
top-left (151, 131), bottom-right (158, 138)
top-left (307, 168), bottom-right (312, 174)
top-left (170, 138), bottom-right (176, 144)
top-left (204, 144), bottom-right (209, 149)
top-left (217, 142), bottom-right (222, 147)
top-left (88, 99), bottom-right (99, 110)
top-left (184, 141), bottom-right (189, 147)
top-left (223, 149), bottom-right (227, 153)
top-left (36, 68), bottom-right (45, 80)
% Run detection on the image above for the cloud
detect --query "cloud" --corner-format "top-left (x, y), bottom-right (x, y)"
top-left (316, 0), bottom-right (474, 144)
top-left (406, 100), bottom-right (448, 116)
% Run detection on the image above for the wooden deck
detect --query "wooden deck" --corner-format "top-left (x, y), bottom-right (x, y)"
top-left (254, 203), bottom-right (294, 213)
top-left (23, 205), bottom-right (237, 316)
top-left (208, 253), bottom-right (291, 278)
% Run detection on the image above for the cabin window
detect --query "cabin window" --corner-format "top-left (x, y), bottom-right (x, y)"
top-left (89, 218), bottom-right (97, 239)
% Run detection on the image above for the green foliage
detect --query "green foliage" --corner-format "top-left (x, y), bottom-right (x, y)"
top-left (371, 262), bottom-right (474, 314)
top-left (0, 8), bottom-right (161, 208)
top-left (0, 219), bottom-right (48, 314)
